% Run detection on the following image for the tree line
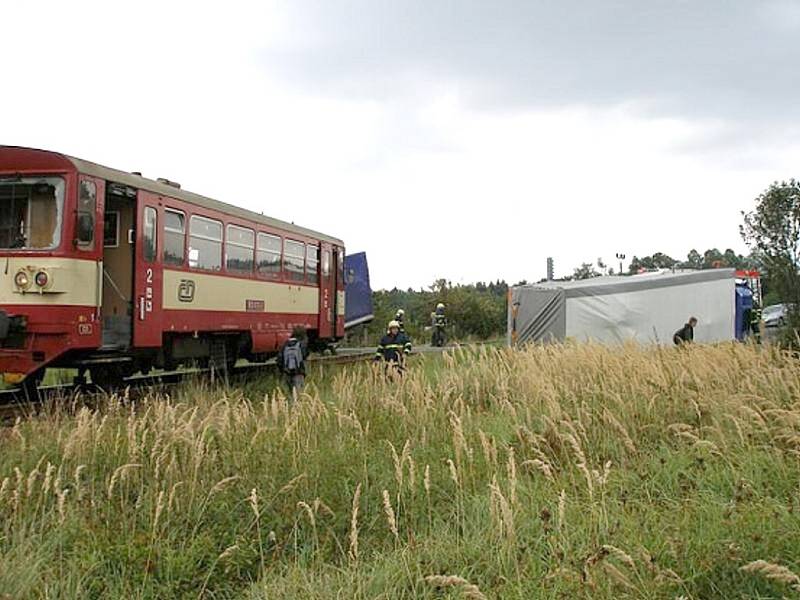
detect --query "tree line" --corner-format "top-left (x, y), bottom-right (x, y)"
top-left (344, 278), bottom-right (512, 345)
top-left (571, 249), bottom-right (756, 280)
top-left (347, 179), bottom-right (800, 346)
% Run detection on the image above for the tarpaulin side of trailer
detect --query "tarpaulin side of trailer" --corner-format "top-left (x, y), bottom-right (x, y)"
top-left (344, 252), bottom-right (374, 329)
top-left (509, 269), bottom-right (736, 346)
top-left (508, 287), bottom-right (565, 345)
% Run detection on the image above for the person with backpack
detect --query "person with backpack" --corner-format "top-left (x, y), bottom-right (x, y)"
top-left (673, 317), bottom-right (698, 346)
top-left (374, 320), bottom-right (412, 377)
top-left (277, 328), bottom-right (309, 399)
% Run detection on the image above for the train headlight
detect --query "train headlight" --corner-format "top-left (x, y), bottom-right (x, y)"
top-left (14, 270), bottom-right (30, 290)
top-left (34, 271), bottom-right (49, 288)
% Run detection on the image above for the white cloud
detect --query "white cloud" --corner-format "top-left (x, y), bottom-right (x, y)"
top-left (759, 1), bottom-right (800, 30)
top-left (324, 99), bottom-right (800, 288)
top-left (3, 1), bottom-right (798, 291)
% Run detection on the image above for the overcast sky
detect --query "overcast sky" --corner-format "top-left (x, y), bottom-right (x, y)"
top-left (4, 1), bottom-right (800, 289)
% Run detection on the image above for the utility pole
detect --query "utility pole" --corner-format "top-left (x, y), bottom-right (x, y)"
top-left (615, 253), bottom-right (626, 276)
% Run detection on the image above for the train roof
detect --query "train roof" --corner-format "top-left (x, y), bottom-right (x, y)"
top-left (2, 146), bottom-right (344, 245)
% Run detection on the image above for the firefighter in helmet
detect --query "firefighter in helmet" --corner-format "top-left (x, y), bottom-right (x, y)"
top-left (375, 319), bottom-right (412, 376)
top-left (394, 308), bottom-right (406, 333)
top-left (432, 303), bottom-right (447, 347)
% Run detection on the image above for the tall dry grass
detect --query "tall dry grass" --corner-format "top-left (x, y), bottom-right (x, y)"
top-left (0, 342), bottom-right (798, 598)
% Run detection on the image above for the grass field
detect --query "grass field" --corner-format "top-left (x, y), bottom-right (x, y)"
top-left (1, 342), bottom-right (799, 599)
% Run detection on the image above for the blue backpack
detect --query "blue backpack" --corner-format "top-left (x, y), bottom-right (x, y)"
top-left (284, 341), bottom-right (303, 372)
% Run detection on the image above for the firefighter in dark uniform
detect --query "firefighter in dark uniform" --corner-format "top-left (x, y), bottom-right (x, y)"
top-left (375, 320), bottom-right (412, 376)
top-left (673, 317), bottom-right (698, 346)
top-left (432, 302), bottom-right (447, 346)
top-left (394, 309), bottom-right (406, 333)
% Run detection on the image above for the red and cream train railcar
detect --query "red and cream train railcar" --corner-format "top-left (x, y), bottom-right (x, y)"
top-left (0, 146), bottom-right (345, 387)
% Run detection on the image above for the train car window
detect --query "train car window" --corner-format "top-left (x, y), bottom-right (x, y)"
top-left (284, 239), bottom-right (305, 282)
top-left (337, 248), bottom-right (345, 283)
top-left (189, 215), bottom-right (222, 271)
top-left (76, 180), bottom-right (96, 249)
top-left (322, 250), bottom-right (331, 277)
top-left (0, 177), bottom-right (64, 250)
top-left (226, 224), bottom-right (254, 273)
top-left (143, 207), bottom-right (157, 262)
top-left (163, 209), bottom-right (185, 266)
top-left (256, 233), bottom-right (281, 277)
top-left (306, 244), bottom-right (319, 284)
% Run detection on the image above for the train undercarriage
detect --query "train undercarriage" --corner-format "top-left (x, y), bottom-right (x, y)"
top-left (8, 328), bottom-right (339, 391)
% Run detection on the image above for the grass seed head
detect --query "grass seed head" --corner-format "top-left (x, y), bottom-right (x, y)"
top-left (522, 459), bottom-right (554, 481)
top-left (603, 407), bottom-right (637, 455)
top-left (248, 488), bottom-right (259, 519)
top-left (348, 483), bottom-right (362, 562)
top-left (209, 475), bottom-right (240, 496)
top-left (277, 473), bottom-right (306, 496)
top-left (557, 490), bottom-right (566, 532)
top-left (25, 467), bottom-right (40, 498)
top-left (42, 462), bottom-right (56, 497)
top-left (218, 544), bottom-right (238, 561)
top-left (424, 575), bottom-right (487, 600)
top-left (107, 464), bottom-right (141, 500)
top-left (297, 501), bottom-right (316, 529)
top-left (56, 487), bottom-right (69, 524)
top-left (0, 477), bottom-right (9, 505)
top-left (152, 490), bottom-right (166, 533)
top-left (447, 458), bottom-right (459, 488)
top-left (601, 544), bottom-right (635, 569)
top-left (382, 489), bottom-right (399, 540)
top-left (740, 560), bottom-right (800, 588)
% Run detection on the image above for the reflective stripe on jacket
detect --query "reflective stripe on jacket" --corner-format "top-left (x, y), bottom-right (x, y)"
top-left (376, 333), bottom-right (412, 362)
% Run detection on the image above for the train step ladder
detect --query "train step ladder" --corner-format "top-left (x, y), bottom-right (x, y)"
top-left (209, 338), bottom-right (230, 387)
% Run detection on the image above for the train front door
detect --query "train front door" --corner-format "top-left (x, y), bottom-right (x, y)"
top-left (318, 243), bottom-right (335, 339)
top-left (132, 192), bottom-right (163, 347)
top-left (100, 183), bottom-right (136, 349)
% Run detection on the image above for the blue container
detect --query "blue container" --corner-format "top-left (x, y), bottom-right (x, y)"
top-left (735, 284), bottom-right (754, 341)
top-left (344, 252), bottom-right (374, 328)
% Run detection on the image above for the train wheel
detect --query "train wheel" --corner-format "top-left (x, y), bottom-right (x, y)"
top-left (19, 369), bottom-right (45, 401)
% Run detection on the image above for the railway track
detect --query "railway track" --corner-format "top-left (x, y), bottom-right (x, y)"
top-left (0, 342), bottom-right (490, 422)
top-left (0, 347), bottom-right (378, 420)
top-left (0, 346), bottom-right (462, 423)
